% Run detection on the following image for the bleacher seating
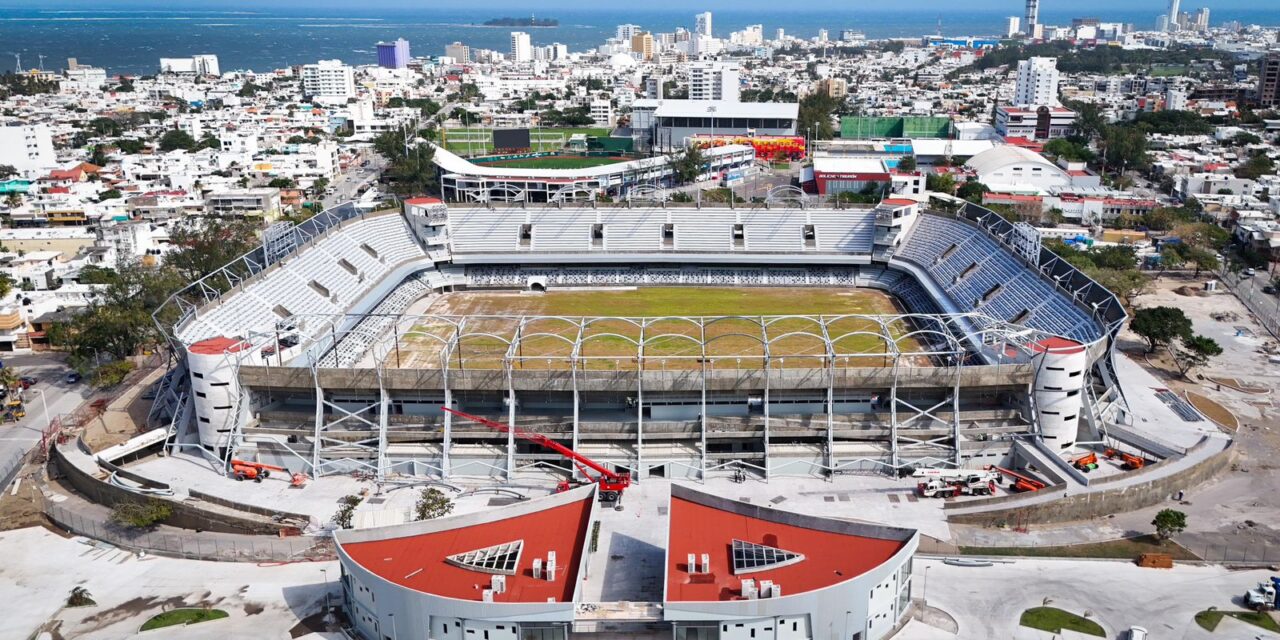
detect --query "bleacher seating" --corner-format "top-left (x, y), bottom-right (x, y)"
top-left (446, 208), bottom-right (877, 255)
top-left (178, 213), bottom-right (428, 345)
top-left (896, 214), bottom-right (1100, 342)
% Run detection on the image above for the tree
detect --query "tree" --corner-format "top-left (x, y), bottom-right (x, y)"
top-left (414, 488), bottom-right (454, 521)
top-left (2, 192), bottom-right (19, 210)
top-left (110, 499), bottom-right (172, 529)
top-left (926, 172), bottom-right (956, 195)
top-left (669, 145), bottom-right (706, 185)
top-left (331, 495), bottom-right (362, 529)
top-left (1152, 508), bottom-right (1187, 540)
top-left (97, 189), bottom-right (122, 202)
top-left (1100, 125), bottom-right (1148, 174)
top-left (1174, 334), bottom-right (1222, 378)
top-left (67, 586), bottom-right (95, 607)
top-left (165, 219), bottom-right (260, 287)
top-left (0, 165), bottom-right (16, 179)
top-left (115, 138), bottom-right (145, 155)
top-left (1130, 306), bottom-right (1192, 353)
top-left (77, 265), bottom-right (119, 285)
top-left (1235, 151), bottom-right (1275, 180)
top-left (956, 180), bottom-right (990, 204)
top-left (373, 129), bottom-right (439, 197)
top-left (157, 129), bottom-right (197, 152)
top-left (797, 91), bottom-right (838, 141)
top-left (896, 156), bottom-right (917, 172)
top-left (267, 177), bottom-right (296, 189)
top-left (1181, 246), bottom-right (1219, 277)
top-left (1088, 268), bottom-right (1149, 310)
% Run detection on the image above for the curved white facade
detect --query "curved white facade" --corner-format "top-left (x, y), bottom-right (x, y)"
top-left (1033, 340), bottom-right (1088, 450)
top-left (187, 337), bottom-right (250, 449)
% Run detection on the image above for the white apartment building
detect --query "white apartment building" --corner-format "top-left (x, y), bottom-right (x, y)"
top-left (0, 123), bottom-right (56, 175)
top-left (60, 66), bottom-right (107, 93)
top-left (301, 60), bottom-right (356, 101)
top-left (159, 54), bottom-right (221, 76)
top-left (444, 42), bottom-right (471, 65)
top-left (688, 62), bottom-right (740, 102)
top-left (616, 24), bottom-right (642, 42)
top-left (510, 32), bottom-right (533, 64)
top-left (695, 12), bottom-right (713, 37)
top-left (1014, 57), bottom-right (1060, 107)
top-left (590, 99), bottom-right (615, 127)
top-left (1007, 17), bottom-right (1022, 37)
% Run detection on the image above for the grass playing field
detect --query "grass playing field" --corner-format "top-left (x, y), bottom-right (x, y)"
top-left (476, 155), bottom-right (629, 170)
top-left (393, 288), bottom-right (928, 371)
top-left (441, 127), bottom-right (612, 155)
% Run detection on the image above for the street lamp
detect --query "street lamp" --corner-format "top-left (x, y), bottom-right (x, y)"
top-left (320, 568), bottom-right (332, 623)
top-left (922, 564), bottom-right (930, 608)
top-left (28, 388), bottom-right (50, 432)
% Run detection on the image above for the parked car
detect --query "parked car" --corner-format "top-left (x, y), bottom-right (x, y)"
top-left (65, 372), bottom-right (81, 384)
top-left (1265, 286), bottom-right (1277, 295)
top-left (18, 376), bottom-right (37, 389)
top-left (1127, 626), bottom-right (1148, 640)
top-left (1244, 268), bottom-right (1257, 277)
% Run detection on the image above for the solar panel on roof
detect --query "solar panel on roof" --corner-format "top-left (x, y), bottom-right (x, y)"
top-left (731, 539), bottom-right (805, 575)
top-left (445, 540), bottom-right (524, 575)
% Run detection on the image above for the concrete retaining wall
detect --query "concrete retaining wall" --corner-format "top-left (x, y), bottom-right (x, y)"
top-left (52, 444), bottom-right (291, 535)
top-left (948, 440), bottom-right (1235, 526)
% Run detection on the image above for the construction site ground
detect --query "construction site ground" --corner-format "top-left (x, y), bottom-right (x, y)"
top-left (0, 526), bottom-right (341, 640)
top-left (897, 556), bottom-right (1280, 639)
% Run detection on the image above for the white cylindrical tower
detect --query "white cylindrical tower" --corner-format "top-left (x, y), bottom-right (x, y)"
top-left (186, 336), bottom-right (251, 450)
top-left (1031, 337), bottom-right (1088, 451)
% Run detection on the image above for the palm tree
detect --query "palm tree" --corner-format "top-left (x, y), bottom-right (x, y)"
top-left (0, 368), bottom-right (18, 393)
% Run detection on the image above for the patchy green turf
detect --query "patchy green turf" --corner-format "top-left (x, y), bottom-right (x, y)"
top-left (1020, 607), bottom-right (1105, 637)
top-left (397, 287), bottom-right (926, 371)
top-left (140, 608), bottom-right (229, 631)
top-left (960, 535), bottom-right (1199, 560)
top-left (477, 155), bottom-right (629, 169)
top-left (441, 127), bottom-right (612, 155)
top-left (1195, 609), bottom-right (1280, 633)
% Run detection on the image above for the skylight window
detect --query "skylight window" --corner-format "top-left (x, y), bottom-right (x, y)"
top-left (445, 540), bottom-right (524, 575)
top-left (731, 539), bottom-right (805, 574)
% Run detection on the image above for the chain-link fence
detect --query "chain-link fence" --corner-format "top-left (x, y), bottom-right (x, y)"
top-left (42, 496), bottom-right (331, 562)
top-left (1184, 537), bottom-right (1280, 565)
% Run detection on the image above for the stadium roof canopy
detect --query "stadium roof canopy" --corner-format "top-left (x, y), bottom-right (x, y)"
top-left (665, 485), bottom-right (915, 602)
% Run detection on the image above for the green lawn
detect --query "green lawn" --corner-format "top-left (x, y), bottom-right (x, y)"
top-left (441, 127), bottom-right (612, 155)
top-left (959, 535), bottom-right (1199, 560)
top-left (1020, 607), bottom-right (1105, 637)
top-left (478, 156), bottom-right (628, 169)
top-left (140, 608), bottom-right (229, 631)
top-left (1195, 609), bottom-right (1280, 633)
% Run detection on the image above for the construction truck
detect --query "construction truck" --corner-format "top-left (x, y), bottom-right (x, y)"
top-left (229, 459), bottom-right (307, 486)
top-left (989, 465), bottom-right (1047, 492)
top-left (913, 469), bottom-right (999, 498)
top-left (1245, 578), bottom-right (1280, 611)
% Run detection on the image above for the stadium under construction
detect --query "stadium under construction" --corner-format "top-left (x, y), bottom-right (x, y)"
top-left (148, 193), bottom-right (1131, 485)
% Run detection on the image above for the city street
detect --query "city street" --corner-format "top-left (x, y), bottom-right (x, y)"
top-left (321, 150), bottom-right (387, 209)
top-left (0, 353), bottom-right (92, 484)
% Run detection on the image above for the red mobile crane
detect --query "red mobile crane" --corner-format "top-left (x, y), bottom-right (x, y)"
top-left (442, 407), bottom-right (632, 502)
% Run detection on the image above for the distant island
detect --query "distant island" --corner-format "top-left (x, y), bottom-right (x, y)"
top-left (483, 17), bottom-right (559, 27)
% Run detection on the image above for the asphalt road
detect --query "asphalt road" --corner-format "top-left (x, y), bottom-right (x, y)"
top-left (0, 353), bottom-right (92, 481)
top-left (322, 151), bottom-right (388, 209)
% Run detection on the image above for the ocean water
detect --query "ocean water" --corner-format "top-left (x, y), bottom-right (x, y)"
top-left (0, 6), bottom-right (1278, 75)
